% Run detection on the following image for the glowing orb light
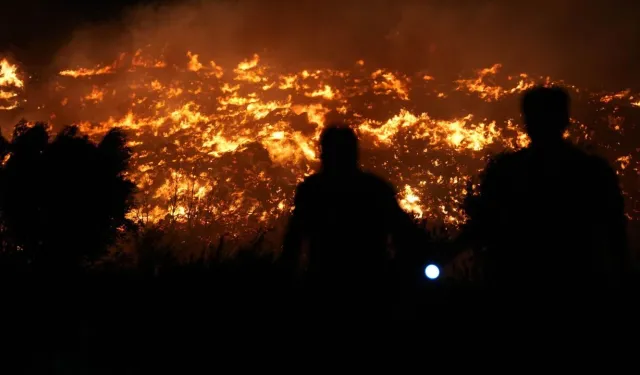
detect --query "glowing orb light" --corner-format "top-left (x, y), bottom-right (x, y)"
top-left (424, 264), bottom-right (440, 280)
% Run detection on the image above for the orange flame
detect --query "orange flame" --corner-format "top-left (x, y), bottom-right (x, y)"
top-left (1, 50), bottom-right (635, 234)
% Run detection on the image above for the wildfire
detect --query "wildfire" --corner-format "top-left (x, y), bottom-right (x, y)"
top-left (0, 59), bottom-right (24, 110)
top-left (1, 49), bottom-right (638, 236)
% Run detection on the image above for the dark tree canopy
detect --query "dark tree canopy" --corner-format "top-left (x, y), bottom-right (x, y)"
top-left (0, 122), bottom-right (135, 269)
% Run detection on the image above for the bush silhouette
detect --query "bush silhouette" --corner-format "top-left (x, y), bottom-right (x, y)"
top-left (0, 122), bottom-right (135, 270)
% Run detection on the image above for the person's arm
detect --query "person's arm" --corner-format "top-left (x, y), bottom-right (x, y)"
top-left (460, 156), bottom-right (502, 248)
top-left (390, 202), bottom-right (425, 255)
top-left (385, 184), bottom-right (428, 271)
top-left (597, 160), bottom-right (629, 279)
top-left (281, 184), bottom-right (308, 274)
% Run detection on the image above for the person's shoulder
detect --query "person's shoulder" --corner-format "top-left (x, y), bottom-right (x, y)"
top-left (563, 144), bottom-right (615, 172)
top-left (484, 149), bottom-right (524, 174)
top-left (359, 171), bottom-right (397, 196)
top-left (561, 146), bottom-right (620, 188)
top-left (297, 173), bottom-right (323, 190)
top-left (584, 152), bottom-right (613, 169)
top-left (299, 173), bottom-right (322, 186)
top-left (294, 173), bottom-right (323, 197)
top-left (583, 152), bottom-right (618, 179)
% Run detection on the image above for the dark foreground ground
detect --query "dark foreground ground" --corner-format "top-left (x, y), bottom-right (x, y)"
top-left (1, 276), bottom-right (640, 374)
top-left (2, 267), bottom-right (639, 373)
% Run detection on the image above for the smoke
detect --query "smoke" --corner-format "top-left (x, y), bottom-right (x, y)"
top-left (34, 0), bottom-right (640, 88)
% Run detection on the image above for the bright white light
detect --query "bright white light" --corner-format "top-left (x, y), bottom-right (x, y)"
top-left (424, 264), bottom-right (440, 280)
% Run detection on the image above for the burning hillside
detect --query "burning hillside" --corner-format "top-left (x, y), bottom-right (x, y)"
top-left (0, 49), bottom-right (638, 237)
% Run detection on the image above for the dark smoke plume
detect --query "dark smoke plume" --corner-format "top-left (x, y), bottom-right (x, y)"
top-left (42, 0), bottom-right (640, 89)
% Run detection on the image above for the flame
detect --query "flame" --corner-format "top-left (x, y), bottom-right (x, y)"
top-left (132, 48), bottom-right (166, 69)
top-left (187, 51), bottom-right (203, 72)
top-left (0, 50), bottom-right (636, 235)
top-left (371, 69), bottom-right (410, 100)
top-left (398, 184), bottom-right (424, 218)
top-left (0, 59), bottom-right (23, 88)
top-left (598, 89), bottom-right (640, 108)
top-left (60, 64), bottom-right (115, 77)
top-left (84, 86), bottom-right (105, 102)
top-left (0, 59), bottom-right (24, 110)
top-left (617, 155), bottom-right (631, 170)
top-left (455, 64), bottom-right (539, 101)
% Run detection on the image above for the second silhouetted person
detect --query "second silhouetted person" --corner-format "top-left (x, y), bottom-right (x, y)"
top-left (282, 124), bottom-right (420, 299)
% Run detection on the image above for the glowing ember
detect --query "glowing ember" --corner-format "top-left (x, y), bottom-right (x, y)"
top-left (1, 50), bottom-right (638, 236)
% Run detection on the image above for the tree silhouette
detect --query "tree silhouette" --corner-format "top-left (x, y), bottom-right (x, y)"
top-left (0, 130), bottom-right (11, 246)
top-left (1, 121), bottom-right (48, 257)
top-left (0, 122), bottom-right (135, 270)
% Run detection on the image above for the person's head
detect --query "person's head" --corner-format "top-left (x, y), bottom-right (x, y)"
top-left (319, 124), bottom-right (359, 172)
top-left (521, 86), bottom-right (570, 146)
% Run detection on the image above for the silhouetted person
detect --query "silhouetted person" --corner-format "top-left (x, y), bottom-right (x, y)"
top-left (282, 125), bottom-right (421, 313)
top-left (462, 86), bottom-right (628, 294)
